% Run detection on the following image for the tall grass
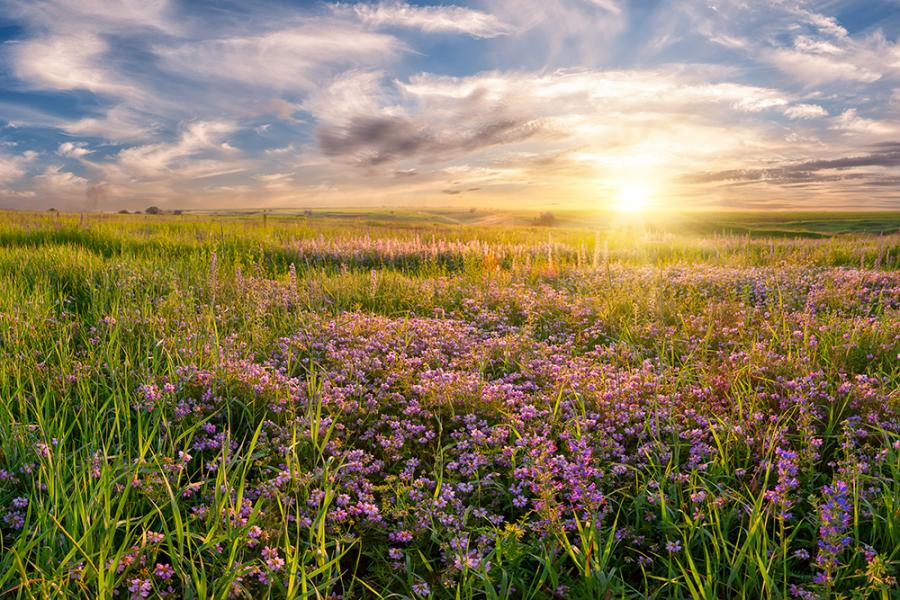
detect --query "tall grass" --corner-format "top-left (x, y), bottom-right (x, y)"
top-left (0, 211), bottom-right (897, 598)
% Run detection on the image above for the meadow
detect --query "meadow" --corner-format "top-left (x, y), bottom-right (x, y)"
top-left (0, 209), bottom-right (898, 599)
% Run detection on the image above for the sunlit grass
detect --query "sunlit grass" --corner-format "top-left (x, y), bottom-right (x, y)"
top-left (0, 210), bottom-right (897, 598)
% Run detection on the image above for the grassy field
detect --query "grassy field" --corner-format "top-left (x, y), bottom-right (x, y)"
top-left (0, 210), bottom-right (898, 599)
top-left (189, 208), bottom-right (900, 237)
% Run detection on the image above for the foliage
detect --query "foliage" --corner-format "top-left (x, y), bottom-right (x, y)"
top-left (0, 210), bottom-right (897, 599)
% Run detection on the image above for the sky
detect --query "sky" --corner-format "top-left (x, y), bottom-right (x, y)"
top-left (0, 0), bottom-right (899, 212)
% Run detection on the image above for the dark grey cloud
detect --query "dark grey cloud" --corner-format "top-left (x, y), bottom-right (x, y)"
top-left (683, 143), bottom-right (900, 185)
top-left (316, 114), bottom-right (544, 166)
top-left (318, 116), bottom-right (428, 165)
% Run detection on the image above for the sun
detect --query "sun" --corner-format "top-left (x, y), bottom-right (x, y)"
top-left (614, 182), bottom-right (653, 213)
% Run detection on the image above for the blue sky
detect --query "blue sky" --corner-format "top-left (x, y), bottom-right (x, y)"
top-left (0, 0), bottom-right (898, 211)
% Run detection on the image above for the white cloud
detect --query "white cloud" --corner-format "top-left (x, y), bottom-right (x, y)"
top-left (57, 142), bottom-right (93, 158)
top-left (299, 67), bottom-right (802, 184)
top-left (784, 104), bottom-right (828, 119)
top-left (301, 70), bottom-right (392, 123)
top-left (5, 0), bottom-right (176, 100)
top-left (155, 25), bottom-right (404, 93)
top-left (793, 36), bottom-right (844, 56)
top-left (709, 34), bottom-right (747, 49)
top-left (764, 48), bottom-right (881, 85)
top-left (35, 165), bottom-right (86, 187)
top-left (5, 1), bottom-right (405, 143)
top-left (334, 2), bottom-right (513, 38)
top-left (831, 109), bottom-right (898, 135)
top-left (397, 70), bottom-right (791, 119)
top-left (583, 0), bottom-right (622, 16)
top-left (64, 106), bottom-right (159, 143)
top-left (9, 34), bottom-right (134, 96)
top-left (0, 150), bottom-right (37, 184)
top-left (9, 0), bottom-right (176, 33)
top-left (0, 157), bottom-right (26, 184)
top-left (31, 165), bottom-right (89, 204)
top-left (109, 121), bottom-right (242, 180)
top-left (685, 1), bottom-right (898, 89)
top-left (487, 0), bottom-right (627, 67)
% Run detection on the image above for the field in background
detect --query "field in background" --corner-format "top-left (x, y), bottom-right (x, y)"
top-left (187, 207), bottom-right (900, 237)
top-left (0, 210), bottom-right (898, 598)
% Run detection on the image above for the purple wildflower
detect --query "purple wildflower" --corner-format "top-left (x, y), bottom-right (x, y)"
top-left (261, 546), bottom-right (284, 571)
top-left (814, 480), bottom-right (852, 585)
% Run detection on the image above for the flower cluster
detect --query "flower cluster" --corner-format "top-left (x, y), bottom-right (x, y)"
top-left (1, 225), bottom-right (897, 598)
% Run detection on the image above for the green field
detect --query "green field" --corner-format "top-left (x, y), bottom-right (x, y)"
top-left (187, 208), bottom-right (900, 236)
top-left (0, 210), bottom-right (897, 598)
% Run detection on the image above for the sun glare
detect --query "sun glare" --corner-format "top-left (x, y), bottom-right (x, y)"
top-left (614, 182), bottom-right (653, 213)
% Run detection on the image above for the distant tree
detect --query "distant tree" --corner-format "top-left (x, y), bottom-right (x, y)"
top-left (303, 209), bottom-right (313, 217)
top-left (118, 209), bottom-right (130, 214)
top-left (469, 207), bottom-right (477, 214)
top-left (533, 211), bottom-right (556, 226)
top-left (145, 206), bottom-right (162, 215)
top-left (47, 207), bottom-right (58, 212)
top-left (172, 209), bottom-right (183, 215)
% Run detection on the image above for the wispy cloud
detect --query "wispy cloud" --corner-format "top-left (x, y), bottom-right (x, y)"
top-left (155, 25), bottom-right (404, 93)
top-left (57, 142), bottom-right (92, 158)
top-left (682, 143), bottom-right (900, 194)
top-left (763, 48), bottom-right (881, 85)
top-left (0, 150), bottom-right (37, 184)
top-left (784, 104), bottom-right (828, 120)
top-left (102, 121), bottom-right (244, 181)
top-left (333, 1), bottom-right (513, 38)
top-left (831, 109), bottom-right (899, 136)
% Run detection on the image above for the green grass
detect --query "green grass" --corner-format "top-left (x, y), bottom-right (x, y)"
top-left (0, 210), bottom-right (897, 599)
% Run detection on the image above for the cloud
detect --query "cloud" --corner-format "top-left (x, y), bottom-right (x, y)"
top-left (32, 165), bottom-right (88, 198)
top-left (317, 113), bottom-right (544, 166)
top-left (57, 142), bottom-right (93, 158)
top-left (63, 106), bottom-right (160, 143)
top-left (396, 70), bottom-right (791, 117)
top-left (254, 172), bottom-right (297, 192)
top-left (7, 0), bottom-right (176, 33)
top-left (684, 1), bottom-right (898, 88)
top-left (784, 104), bottom-right (828, 119)
top-left (509, 0), bottom-right (627, 62)
top-left (682, 143), bottom-right (900, 186)
top-left (300, 70), bottom-right (392, 124)
top-left (0, 155), bottom-right (29, 184)
top-left (4, 0), bottom-right (177, 100)
top-left (106, 121), bottom-right (242, 180)
top-left (4, 0), bottom-right (405, 145)
top-left (0, 149), bottom-right (38, 184)
top-left (9, 34), bottom-right (132, 96)
top-left (301, 66), bottom-right (815, 210)
top-left (763, 48), bottom-right (881, 86)
top-left (308, 69), bottom-right (556, 166)
top-left (155, 25), bottom-right (404, 93)
top-left (307, 68), bottom-right (792, 167)
top-left (831, 109), bottom-right (899, 136)
top-left (333, 1), bottom-right (513, 38)
top-left (583, 0), bottom-right (622, 16)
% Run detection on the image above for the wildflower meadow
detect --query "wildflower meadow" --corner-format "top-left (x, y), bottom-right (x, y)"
top-left (0, 210), bottom-right (898, 599)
